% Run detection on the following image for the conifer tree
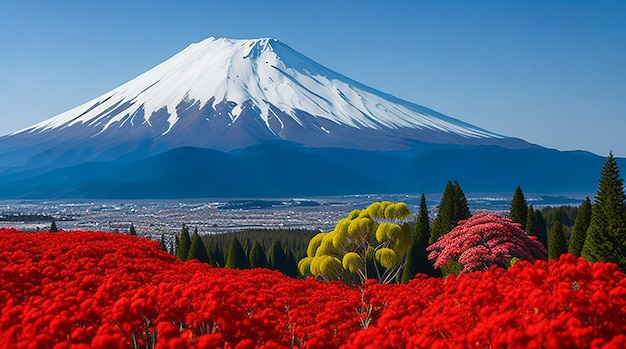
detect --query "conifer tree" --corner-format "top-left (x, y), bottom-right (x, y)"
top-left (510, 186), bottom-right (528, 230)
top-left (270, 240), bottom-right (290, 274)
top-left (50, 220), bottom-right (58, 233)
top-left (453, 181), bottom-right (471, 223)
top-left (525, 205), bottom-right (537, 236)
top-left (534, 211), bottom-right (549, 248)
top-left (187, 229), bottom-right (210, 263)
top-left (402, 194), bottom-right (437, 282)
top-left (176, 224), bottom-right (191, 261)
top-left (249, 242), bottom-right (268, 269)
top-left (430, 181), bottom-right (471, 243)
top-left (226, 237), bottom-right (249, 269)
top-left (129, 223), bottom-right (137, 236)
top-left (548, 220), bottom-right (567, 260)
top-left (568, 197), bottom-right (592, 257)
top-left (210, 244), bottom-right (225, 267)
top-left (582, 153), bottom-right (626, 269)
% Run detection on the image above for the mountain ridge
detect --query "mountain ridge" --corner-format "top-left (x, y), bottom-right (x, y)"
top-left (0, 37), bottom-right (601, 198)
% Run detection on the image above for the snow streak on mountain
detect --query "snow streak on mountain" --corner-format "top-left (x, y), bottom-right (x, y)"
top-left (12, 37), bottom-right (523, 153)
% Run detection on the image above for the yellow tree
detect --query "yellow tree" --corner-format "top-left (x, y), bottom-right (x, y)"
top-left (298, 201), bottom-right (413, 285)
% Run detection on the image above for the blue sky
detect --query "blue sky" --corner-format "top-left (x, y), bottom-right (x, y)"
top-left (1, 0), bottom-right (625, 156)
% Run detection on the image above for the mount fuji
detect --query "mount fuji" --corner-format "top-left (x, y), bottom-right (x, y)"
top-left (0, 38), bottom-right (614, 198)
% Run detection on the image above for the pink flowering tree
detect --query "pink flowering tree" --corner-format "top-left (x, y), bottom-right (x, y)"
top-left (427, 212), bottom-right (547, 274)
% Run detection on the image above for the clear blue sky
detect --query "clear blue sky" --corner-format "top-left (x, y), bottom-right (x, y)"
top-left (1, 0), bottom-right (625, 157)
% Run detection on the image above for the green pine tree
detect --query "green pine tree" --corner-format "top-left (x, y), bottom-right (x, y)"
top-left (225, 237), bottom-right (249, 269)
top-left (510, 186), bottom-right (528, 230)
top-left (581, 153), bottom-right (626, 270)
top-left (129, 223), bottom-right (137, 236)
top-left (269, 240), bottom-right (290, 275)
top-left (534, 211), bottom-right (548, 248)
top-left (187, 229), bottom-right (210, 263)
top-left (548, 220), bottom-right (567, 260)
top-left (402, 194), bottom-right (437, 282)
top-left (50, 220), bottom-right (58, 233)
top-left (176, 224), bottom-right (192, 261)
top-left (430, 181), bottom-right (471, 243)
top-left (249, 242), bottom-right (269, 269)
top-left (525, 205), bottom-right (537, 235)
top-left (210, 244), bottom-right (225, 268)
top-left (453, 181), bottom-right (471, 223)
top-left (568, 197), bottom-right (592, 257)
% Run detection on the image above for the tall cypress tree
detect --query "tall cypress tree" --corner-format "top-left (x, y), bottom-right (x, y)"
top-left (534, 211), bottom-right (549, 248)
top-left (187, 229), bottom-right (210, 263)
top-left (525, 205), bottom-right (537, 236)
top-left (210, 244), bottom-right (225, 268)
top-left (430, 181), bottom-right (470, 243)
top-left (582, 153), bottom-right (626, 270)
top-left (568, 197), bottom-right (592, 257)
top-left (226, 237), bottom-right (249, 269)
top-left (249, 242), bottom-right (269, 269)
top-left (50, 220), bottom-right (58, 233)
top-left (548, 220), bottom-right (567, 260)
top-left (176, 224), bottom-right (192, 261)
top-left (453, 181), bottom-right (471, 222)
top-left (510, 186), bottom-right (528, 230)
top-left (129, 223), bottom-right (137, 236)
top-left (402, 194), bottom-right (437, 282)
top-left (269, 240), bottom-right (290, 275)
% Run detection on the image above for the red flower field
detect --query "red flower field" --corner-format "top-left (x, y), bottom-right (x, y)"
top-left (1, 229), bottom-right (625, 348)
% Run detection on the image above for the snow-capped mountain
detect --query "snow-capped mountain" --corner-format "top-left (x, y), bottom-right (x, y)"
top-left (3, 38), bottom-right (529, 163)
top-left (1, 37), bottom-right (568, 199)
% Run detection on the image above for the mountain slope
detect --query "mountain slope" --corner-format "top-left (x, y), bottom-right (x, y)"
top-left (0, 38), bottom-right (532, 174)
top-left (0, 144), bottom-right (618, 199)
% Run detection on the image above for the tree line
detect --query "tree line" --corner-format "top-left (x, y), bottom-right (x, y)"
top-left (163, 152), bottom-right (626, 283)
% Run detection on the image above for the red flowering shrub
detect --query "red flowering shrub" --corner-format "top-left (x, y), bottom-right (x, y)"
top-left (427, 212), bottom-right (547, 274)
top-left (1, 229), bottom-right (625, 348)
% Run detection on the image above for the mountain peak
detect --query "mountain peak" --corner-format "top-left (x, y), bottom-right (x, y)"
top-left (7, 36), bottom-right (531, 163)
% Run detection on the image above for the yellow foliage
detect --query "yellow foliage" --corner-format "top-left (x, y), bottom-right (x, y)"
top-left (306, 232), bottom-right (326, 258)
top-left (366, 246), bottom-right (375, 258)
top-left (317, 232), bottom-right (337, 256)
top-left (347, 217), bottom-right (377, 241)
top-left (385, 202), bottom-right (411, 220)
top-left (347, 209), bottom-right (361, 220)
top-left (309, 256), bottom-right (324, 276)
top-left (298, 257), bottom-right (312, 276)
top-left (376, 222), bottom-right (400, 243)
top-left (319, 255), bottom-right (343, 278)
top-left (393, 223), bottom-right (414, 257)
top-left (342, 252), bottom-right (363, 274)
top-left (376, 248), bottom-right (399, 269)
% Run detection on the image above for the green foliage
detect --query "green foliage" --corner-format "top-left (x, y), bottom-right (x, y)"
top-left (175, 224), bottom-right (191, 261)
top-left (430, 180), bottom-right (471, 243)
top-left (568, 197), bottom-right (592, 257)
top-left (249, 242), bottom-right (268, 269)
top-left (202, 228), bottom-right (317, 265)
top-left (225, 237), bottom-right (249, 269)
top-left (582, 153), bottom-right (626, 270)
top-left (525, 205), bottom-right (536, 236)
top-left (209, 244), bottom-right (225, 267)
top-left (187, 230), bottom-right (210, 263)
top-left (402, 194), bottom-right (438, 282)
top-left (534, 211), bottom-right (549, 248)
top-left (129, 223), bottom-right (137, 236)
top-left (270, 240), bottom-right (294, 276)
top-left (299, 201), bottom-right (414, 285)
top-left (548, 220), bottom-right (567, 260)
top-left (50, 220), bottom-right (58, 233)
top-left (509, 186), bottom-right (528, 230)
